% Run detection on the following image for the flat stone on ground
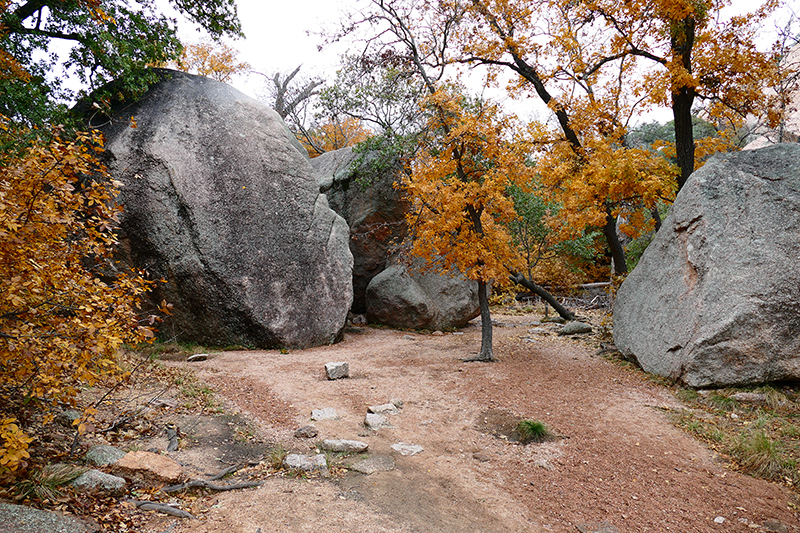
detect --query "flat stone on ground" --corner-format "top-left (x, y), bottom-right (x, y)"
top-left (350, 455), bottom-right (396, 474)
top-left (283, 453), bottom-right (329, 477)
top-left (311, 408), bottom-right (339, 421)
top-left (368, 403), bottom-right (399, 415)
top-left (320, 439), bottom-right (369, 453)
top-left (111, 450), bottom-right (183, 484)
top-left (390, 442), bottom-right (424, 456)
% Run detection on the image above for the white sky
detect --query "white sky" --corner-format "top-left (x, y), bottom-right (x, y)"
top-left (171, 0), bottom-right (797, 122)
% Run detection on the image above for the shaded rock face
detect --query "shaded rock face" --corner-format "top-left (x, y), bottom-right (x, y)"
top-left (96, 69), bottom-right (352, 349)
top-left (312, 147), bottom-right (408, 314)
top-left (366, 261), bottom-right (480, 331)
top-left (614, 144), bottom-right (800, 387)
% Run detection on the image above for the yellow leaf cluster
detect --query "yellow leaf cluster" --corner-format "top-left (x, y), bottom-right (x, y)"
top-left (402, 90), bottom-right (534, 281)
top-left (0, 417), bottom-right (33, 476)
top-left (171, 40), bottom-right (251, 83)
top-left (302, 117), bottom-right (373, 157)
top-left (0, 119), bottom-right (158, 475)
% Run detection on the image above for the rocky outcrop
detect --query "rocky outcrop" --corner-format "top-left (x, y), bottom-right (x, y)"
top-left (312, 147), bottom-right (407, 314)
top-left (614, 144), bottom-right (800, 387)
top-left (366, 260), bottom-right (480, 331)
top-left (93, 69), bottom-right (352, 349)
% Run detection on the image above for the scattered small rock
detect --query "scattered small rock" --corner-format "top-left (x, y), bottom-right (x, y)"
top-left (390, 442), bottom-right (424, 456)
top-left (763, 519), bottom-right (789, 532)
top-left (368, 403), bottom-right (399, 415)
top-left (311, 408), bottom-right (339, 421)
top-left (731, 392), bottom-right (769, 405)
top-left (390, 398), bottom-right (404, 409)
top-left (186, 353), bottom-right (208, 362)
top-left (527, 328), bottom-right (550, 335)
top-left (472, 452), bottom-right (491, 462)
top-left (294, 425), bottom-right (318, 438)
top-left (714, 516), bottom-right (726, 524)
top-left (56, 409), bottom-right (82, 428)
top-left (320, 439), bottom-right (369, 453)
top-left (111, 451), bottom-right (183, 484)
top-left (431, 331), bottom-right (444, 336)
top-left (402, 335), bottom-right (417, 341)
top-left (558, 321), bottom-right (593, 336)
top-left (364, 413), bottom-right (390, 430)
top-left (350, 455), bottom-right (396, 474)
top-left (576, 522), bottom-right (621, 533)
top-left (283, 453), bottom-right (329, 477)
top-left (84, 444), bottom-right (126, 467)
top-left (71, 470), bottom-right (126, 493)
top-left (325, 361), bottom-right (349, 380)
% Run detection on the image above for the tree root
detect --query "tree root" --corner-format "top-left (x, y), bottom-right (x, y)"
top-left (129, 500), bottom-right (195, 519)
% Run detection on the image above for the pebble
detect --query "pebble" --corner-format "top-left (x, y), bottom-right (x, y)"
top-left (320, 439), bottom-right (369, 453)
top-left (294, 425), bottom-right (318, 438)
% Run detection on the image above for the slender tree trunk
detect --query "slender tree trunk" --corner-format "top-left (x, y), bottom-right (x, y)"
top-left (671, 17), bottom-right (697, 191)
top-left (650, 206), bottom-right (662, 233)
top-left (672, 88), bottom-right (695, 191)
top-left (509, 271), bottom-right (575, 321)
top-left (464, 280), bottom-right (495, 362)
top-left (602, 208), bottom-right (628, 275)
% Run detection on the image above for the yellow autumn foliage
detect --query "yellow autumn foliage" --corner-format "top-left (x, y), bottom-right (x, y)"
top-left (0, 118), bottom-right (157, 477)
top-left (402, 89), bottom-right (534, 282)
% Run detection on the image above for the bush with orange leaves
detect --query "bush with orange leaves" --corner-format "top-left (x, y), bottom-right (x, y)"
top-left (0, 119), bottom-right (158, 478)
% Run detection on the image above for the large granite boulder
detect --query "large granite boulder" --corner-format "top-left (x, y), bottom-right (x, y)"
top-left (312, 147), bottom-right (407, 314)
top-left (366, 259), bottom-right (480, 330)
top-left (614, 144), bottom-right (800, 387)
top-left (92, 69), bottom-right (353, 349)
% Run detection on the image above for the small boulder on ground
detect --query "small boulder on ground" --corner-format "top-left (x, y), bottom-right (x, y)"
top-left (390, 442), bottom-right (424, 456)
top-left (294, 425), bottom-right (318, 438)
top-left (366, 258), bottom-right (480, 331)
top-left (558, 322), bottom-right (593, 336)
top-left (325, 362), bottom-right (349, 380)
top-left (283, 453), bottom-right (329, 477)
top-left (71, 470), bottom-right (127, 493)
top-left (111, 450), bottom-right (183, 485)
top-left (364, 413), bottom-right (389, 430)
top-left (84, 444), bottom-right (126, 466)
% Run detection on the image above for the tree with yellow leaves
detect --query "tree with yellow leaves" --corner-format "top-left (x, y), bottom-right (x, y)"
top-left (172, 40), bottom-right (251, 83)
top-left (301, 116), bottom-right (374, 157)
top-left (0, 120), bottom-right (159, 477)
top-left (405, 88), bottom-right (533, 361)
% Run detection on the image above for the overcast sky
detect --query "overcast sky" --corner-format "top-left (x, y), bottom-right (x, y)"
top-left (172, 0), bottom-right (797, 121)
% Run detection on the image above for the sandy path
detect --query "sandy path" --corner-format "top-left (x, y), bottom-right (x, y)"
top-left (148, 314), bottom-right (798, 533)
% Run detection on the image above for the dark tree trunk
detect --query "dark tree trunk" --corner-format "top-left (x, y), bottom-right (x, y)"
top-left (671, 17), bottom-right (697, 191)
top-left (650, 206), bottom-right (662, 233)
top-left (464, 280), bottom-right (495, 362)
top-left (672, 87), bottom-right (696, 191)
top-left (509, 271), bottom-right (575, 321)
top-left (602, 208), bottom-right (628, 275)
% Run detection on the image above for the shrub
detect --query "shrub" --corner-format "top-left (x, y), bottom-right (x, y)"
top-left (0, 120), bottom-right (160, 476)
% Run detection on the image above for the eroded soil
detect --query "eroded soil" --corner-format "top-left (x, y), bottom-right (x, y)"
top-left (141, 313), bottom-right (799, 533)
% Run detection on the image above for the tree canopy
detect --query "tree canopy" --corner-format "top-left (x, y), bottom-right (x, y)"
top-left (0, 0), bottom-right (242, 126)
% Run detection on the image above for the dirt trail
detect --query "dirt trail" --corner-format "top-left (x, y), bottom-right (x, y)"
top-left (145, 314), bottom-right (798, 533)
